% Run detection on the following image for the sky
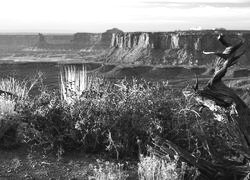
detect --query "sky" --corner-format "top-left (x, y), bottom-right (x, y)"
top-left (0, 0), bottom-right (250, 33)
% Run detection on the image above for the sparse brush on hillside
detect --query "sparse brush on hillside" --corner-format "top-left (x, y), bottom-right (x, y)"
top-left (0, 73), bottom-right (43, 100)
top-left (0, 74), bottom-right (43, 148)
top-left (0, 75), bottom-right (246, 180)
top-left (17, 77), bottom-right (175, 157)
top-left (16, 77), bottom-right (230, 158)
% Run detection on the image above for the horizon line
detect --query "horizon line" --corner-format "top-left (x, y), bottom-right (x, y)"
top-left (0, 28), bottom-right (250, 35)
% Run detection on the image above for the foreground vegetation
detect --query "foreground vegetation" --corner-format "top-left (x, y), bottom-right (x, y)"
top-left (0, 75), bottom-right (249, 179)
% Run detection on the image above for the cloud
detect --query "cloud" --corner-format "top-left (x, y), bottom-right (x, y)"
top-left (142, 0), bottom-right (249, 3)
top-left (142, 0), bottom-right (250, 8)
top-left (0, 0), bottom-right (249, 32)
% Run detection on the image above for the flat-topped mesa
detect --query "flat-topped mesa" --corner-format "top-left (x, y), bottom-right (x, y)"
top-left (30, 29), bottom-right (250, 66)
top-left (107, 31), bottom-right (250, 65)
top-left (72, 28), bottom-right (123, 49)
top-left (33, 28), bottom-right (124, 50)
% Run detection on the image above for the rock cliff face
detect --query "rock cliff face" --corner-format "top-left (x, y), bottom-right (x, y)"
top-left (31, 29), bottom-right (250, 66)
top-left (34, 28), bottom-right (123, 51)
top-left (106, 31), bottom-right (250, 66)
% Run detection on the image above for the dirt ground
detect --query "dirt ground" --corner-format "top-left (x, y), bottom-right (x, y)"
top-left (0, 145), bottom-right (138, 180)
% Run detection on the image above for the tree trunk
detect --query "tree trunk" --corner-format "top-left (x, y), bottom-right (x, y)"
top-left (151, 34), bottom-right (250, 179)
top-left (195, 34), bottom-right (250, 150)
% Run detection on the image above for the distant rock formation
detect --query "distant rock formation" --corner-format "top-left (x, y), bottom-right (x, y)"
top-left (35, 33), bottom-right (48, 48)
top-left (33, 28), bottom-right (123, 51)
top-left (104, 28), bottom-right (123, 34)
top-left (31, 29), bottom-right (250, 66)
top-left (72, 28), bottom-right (123, 49)
top-left (106, 30), bottom-right (250, 66)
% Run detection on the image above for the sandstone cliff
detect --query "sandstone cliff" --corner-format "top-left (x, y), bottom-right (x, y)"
top-left (31, 29), bottom-right (250, 66)
top-left (34, 28), bottom-right (123, 51)
top-left (106, 30), bottom-right (250, 66)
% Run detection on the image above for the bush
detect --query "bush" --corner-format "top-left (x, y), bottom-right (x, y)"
top-left (15, 78), bottom-right (180, 158)
top-left (0, 75), bottom-right (41, 148)
top-left (0, 75), bottom-right (242, 167)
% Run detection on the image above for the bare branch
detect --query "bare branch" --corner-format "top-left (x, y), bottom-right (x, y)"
top-left (202, 35), bottom-right (245, 85)
top-left (222, 39), bottom-right (244, 56)
top-left (203, 34), bottom-right (244, 61)
top-left (218, 33), bottom-right (232, 47)
top-left (209, 51), bottom-right (244, 85)
top-left (202, 51), bottom-right (228, 59)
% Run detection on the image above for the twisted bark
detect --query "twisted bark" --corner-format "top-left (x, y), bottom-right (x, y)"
top-left (196, 34), bottom-right (250, 148)
top-left (151, 34), bottom-right (250, 179)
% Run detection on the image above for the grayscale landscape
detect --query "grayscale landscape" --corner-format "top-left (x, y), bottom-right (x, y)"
top-left (0, 0), bottom-right (250, 179)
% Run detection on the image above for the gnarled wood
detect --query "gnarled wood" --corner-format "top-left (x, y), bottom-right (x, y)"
top-left (189, 34), bottom-right (250, 178)
top-left (151, 34), bottom-right (250, 179)
top-left (197, 34), bottom-right (250, 148)
top-left (150, 137), bottom-right (250, 180)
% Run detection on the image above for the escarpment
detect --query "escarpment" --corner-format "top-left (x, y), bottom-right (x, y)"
top-left (106, 31), bottom-right (250, 66)
top-left (34, 28), bottom-right (123, 51)
top-left (30, 29), bottom-right (250, 66)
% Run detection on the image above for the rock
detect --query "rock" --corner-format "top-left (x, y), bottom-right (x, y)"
top-left (106, 30), bottom-right (250, 66)
top-left (31, 29), bottom-right (250, 66)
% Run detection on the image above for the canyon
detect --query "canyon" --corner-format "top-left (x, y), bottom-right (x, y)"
top-left (30, 29), bottom-right (250, 67)
top-left (0, 29), bottom-right (250, 81)
top-left (2, 29), bottom-right (249, 67)
top-left (107, 31), bottom-right (250, 66)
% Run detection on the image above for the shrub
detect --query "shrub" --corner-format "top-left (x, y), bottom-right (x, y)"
top-left (1, 75), bottom-right (241, 167)
top-left (16, 77), bottom-right (179, 158)
top-left (138, 154), bottom-right (187, 180)
top-left (0, 74), bottom-right (43, 118)
top-left (0, 73), bottom-right (42, 100)
top-left (0, 75), bottom-right (42, 148)
top-left (88, 159), bottom-right (128, 180)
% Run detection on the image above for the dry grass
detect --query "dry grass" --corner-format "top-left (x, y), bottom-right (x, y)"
top-left (0, 74), bottom-right (42, 116)
top-left (138, 154), bottom-right (187, 180)
top-left (0, 96), bottom-right (16, 116)
top-left (88, 159), bottom-right (128, 180)
top-left (0, 74), bottom-right (42, 147)
top-left (0, 73), bottom-right (42, 100)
